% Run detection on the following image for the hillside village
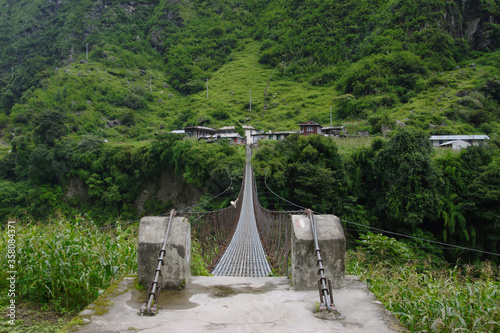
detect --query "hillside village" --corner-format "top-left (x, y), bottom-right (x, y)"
top-left (174, 122), bottom-right (490, 150)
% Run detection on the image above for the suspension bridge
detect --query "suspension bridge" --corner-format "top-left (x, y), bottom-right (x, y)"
top-left (74, 147), bottom-right (405, 333)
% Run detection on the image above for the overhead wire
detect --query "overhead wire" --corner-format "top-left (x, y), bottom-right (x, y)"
top-left (341, 218), bottom-right (500, 257)
top-left (261, 169), bottom-right (500, 258)
top-left (96, 168), bottom-right (236, 230)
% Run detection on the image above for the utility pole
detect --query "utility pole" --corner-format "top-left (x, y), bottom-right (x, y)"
top-left (250, 89), bottom-right (252, 113)
top-left (86, 43), bottom-right (88, 61)
top-left (330, 107), bottom-right (332, 127)
top-left (206, 78), bottom-right (209, 99)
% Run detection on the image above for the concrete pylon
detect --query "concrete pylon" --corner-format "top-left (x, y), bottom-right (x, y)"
top-left (138, 216), bottom-right (191, 289)
top-left (291, 214), bottom-right (345, 290)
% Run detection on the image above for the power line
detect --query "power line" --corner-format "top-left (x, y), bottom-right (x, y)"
top-left (96, 170), bottom-right (236, 230)
top-left (348, 251), bottom-right (499, 270)
top-left (263, 169), bottom-right (308, 211)
top-left (260, 171), bottom-right (500, 258)
top-left (341, 218), bottom-right (500, 258)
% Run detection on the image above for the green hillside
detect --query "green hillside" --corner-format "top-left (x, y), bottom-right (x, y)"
top-left (0, 0), bottom-right (500, 223)
top-left (1, 0), bottom-right (500, 138)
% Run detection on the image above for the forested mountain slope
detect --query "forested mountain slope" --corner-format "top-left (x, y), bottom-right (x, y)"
top-left (0, 0), bottom-right (499, 225)
top-left (0, 0), bottom-right (499, 137)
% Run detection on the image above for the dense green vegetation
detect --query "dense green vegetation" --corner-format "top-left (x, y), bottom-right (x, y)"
top-left (0, 218), bottom-right (138, 333)
top-left (347, 233), bottom-right (499, 333)
top-left (0, 1), bottom-right (500, 331)
top-left (253, 130), bottom-right (500, 264)
top-left (0, 133), bottom-right (244, 223)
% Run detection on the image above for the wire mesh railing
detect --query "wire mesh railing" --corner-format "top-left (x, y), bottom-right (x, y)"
top-left (252, 170), bottom-right (302, 276)
top-left (179, 166), bottom-right (245, 272)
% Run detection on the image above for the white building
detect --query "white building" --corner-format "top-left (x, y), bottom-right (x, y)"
top-left (252, 131), bottom-right (297, 143)
top-left (216, 133), bottom-right (245, 145)
top-left (430, 135), bottom-right (490, 147)
top-left (219, 125), bottom-right (258, 144)
top-left (184, 126), bottom-right (217, 139)
top-left (437, 139), bottom-right (471, 151)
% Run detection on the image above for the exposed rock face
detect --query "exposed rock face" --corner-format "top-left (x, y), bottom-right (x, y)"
top-left (105, 119), bottom-right (122, 128)
top-left (440, 1), bottom-right (499, 50)
top-left (148, 0), bottom-right (184, 51)
top-left (135, 171), bottom-right (205, 214)
top-left (66, 178), bottom-right (89, 201)
top-left (120, 2), bottom-right (137, 14)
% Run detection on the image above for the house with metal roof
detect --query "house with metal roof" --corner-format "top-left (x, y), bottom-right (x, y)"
top-left (321, 126), bottom-right (347, 137)
top-left (252, 131), bottom-right (298, 143)
top-left (216, 133), bottom-right (245, 145)
top-left (429, 135), bottom-right (490, 147)
top-left (184, 126), bottom-right (217, 139)
top-left (219, 125), bottom-right (258, 144)
top-left (298, 121), bottom-right (322, 136)
top-left (437, 139), bottom-right (471, 151)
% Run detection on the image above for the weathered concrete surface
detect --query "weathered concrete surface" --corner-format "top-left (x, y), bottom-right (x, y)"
top-left (73, 275), bottom-right (406, 333)
top-left (291, 214), bottom-right (345, 290)
top-left (138, 216), bottom-right (191, 289)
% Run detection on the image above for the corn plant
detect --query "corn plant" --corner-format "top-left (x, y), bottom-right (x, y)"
top-left (347, 249), bottom-right (500, 333)
top-left (0, 218), bottom-right (138, 312)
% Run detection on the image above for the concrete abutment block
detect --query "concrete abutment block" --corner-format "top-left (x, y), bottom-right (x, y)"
top-left (291, 214), bottom-right (345, 290)
top-left (138, 216), bottom-right (191, 289)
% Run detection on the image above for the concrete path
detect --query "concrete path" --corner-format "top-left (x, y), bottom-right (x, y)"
top-left (73, 275), bottom-right (406, 333)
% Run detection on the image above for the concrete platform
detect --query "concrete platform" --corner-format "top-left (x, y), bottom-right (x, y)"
top-left (72, 275), bottom-right (406, 333)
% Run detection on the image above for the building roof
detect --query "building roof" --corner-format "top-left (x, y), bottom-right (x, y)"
top-left (170, 130), bottom-right (185, 134)
top-left (321, 126), bottom-right (346, 131)
top-left (430, 135), bottom-right (490, 140)
top-left (218, 133), bottom-right (244, 138)
top-left (251, 131), bottom-right (298, 136)
top-left (298, 121), bottom-right (321, 126)
top-left (184, 125), bottom-right (217, 132)
top-left (438, 139), bottom-right (471, 147)
top-left (219, 125), bottom-right (256, 130)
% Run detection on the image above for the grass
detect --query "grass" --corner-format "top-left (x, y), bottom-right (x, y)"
top-left (184, 39), bottom-right (341, 132)
top-left (9, 39), bottom-right (348, 144)
top-left (333, 136), bottom-right (379, 155)
top-left (0, 302), bottom-right (72, 333)
top-left (7, 41), bottom-right (500, 148)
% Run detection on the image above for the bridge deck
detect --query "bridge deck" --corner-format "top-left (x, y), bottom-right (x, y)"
top-left (211, 150), bottom-right (271, 277)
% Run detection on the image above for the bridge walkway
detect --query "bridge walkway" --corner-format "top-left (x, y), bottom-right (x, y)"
top-left (211, 148), bottom-right (271, 277)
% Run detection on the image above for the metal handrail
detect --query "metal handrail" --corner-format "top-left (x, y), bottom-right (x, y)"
top-left (307, 209), bottom-right (336, 312)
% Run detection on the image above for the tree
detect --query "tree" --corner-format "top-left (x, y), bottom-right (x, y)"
top-left (373, 128), bottom-right (441, 229)
top-left (33, 110), bottom-right (67, 146)
top-left (234, 122), bottom-right (244, 137)
top-left (253, 134), bottom-right (346, 213)
top-left (465, 160), bottom-right (500, 257)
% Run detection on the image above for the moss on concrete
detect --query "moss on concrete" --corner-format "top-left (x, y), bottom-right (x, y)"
top-left (60, 274), bottom-right (138, 332)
